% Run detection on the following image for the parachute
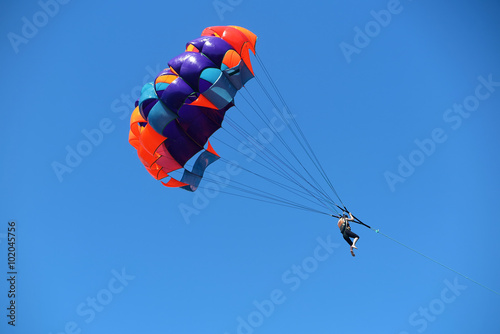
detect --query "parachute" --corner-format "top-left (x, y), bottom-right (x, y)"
top-left (129, 25), bottom-right (355, 219)
top-left (129, 26), bottom-right (257, 191)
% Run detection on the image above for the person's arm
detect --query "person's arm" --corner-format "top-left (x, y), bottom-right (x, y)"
top-left (347, 212), bottom-right (355, 222)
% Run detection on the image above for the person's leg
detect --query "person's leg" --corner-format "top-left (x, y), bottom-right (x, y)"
top-left (345, 230), bottom-right (359, 245)
top-left (343, 232), bottom-right (353, 246)
top-left (351, 237), bottom-right (359, 249)
top-left (344, 230), bottom-right (359, 256)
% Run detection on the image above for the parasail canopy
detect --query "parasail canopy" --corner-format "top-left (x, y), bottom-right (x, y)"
top-left (129, 26), bottom-right (257, 191)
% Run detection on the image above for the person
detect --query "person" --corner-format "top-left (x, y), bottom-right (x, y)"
top-left (337, 212), bottom-right (360, 257)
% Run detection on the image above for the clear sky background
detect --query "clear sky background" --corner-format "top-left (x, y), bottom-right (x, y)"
top-left (1, 1), bottom-right (500, 333)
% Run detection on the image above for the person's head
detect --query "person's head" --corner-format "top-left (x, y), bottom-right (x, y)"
top-left (342, 213), bottom-right (348, 218)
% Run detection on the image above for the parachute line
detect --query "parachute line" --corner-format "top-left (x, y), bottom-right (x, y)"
top-left (373, 228), bottom-right (500, 296)
top-left (223, 114), bottom-right (336, 209)
top-left (254, 54), bottom-right (348, 209)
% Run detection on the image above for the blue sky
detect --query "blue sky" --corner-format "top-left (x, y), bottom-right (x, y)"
top-left (1, 0), bottom-right (500, 333)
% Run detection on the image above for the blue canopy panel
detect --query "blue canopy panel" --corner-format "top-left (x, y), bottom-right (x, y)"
top-left (180, 149), bottom-right (220, 192)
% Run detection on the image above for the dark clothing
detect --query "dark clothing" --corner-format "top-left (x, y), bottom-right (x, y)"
top-left (340, 222), bottom-right (359, 246)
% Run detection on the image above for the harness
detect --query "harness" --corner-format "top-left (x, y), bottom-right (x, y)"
top-left (340, 218), bottom-right (348, 234)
